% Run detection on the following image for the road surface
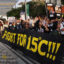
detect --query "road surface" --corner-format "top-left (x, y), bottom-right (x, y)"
top-left (0, 42), bottom-right (40, 64)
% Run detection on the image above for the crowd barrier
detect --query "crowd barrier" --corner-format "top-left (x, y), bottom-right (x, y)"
top-left (1, 28), bottom-right (64, 64)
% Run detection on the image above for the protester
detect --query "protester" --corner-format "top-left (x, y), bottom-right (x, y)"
top-left (12, 22), bottom-right (16, 30)
top-left (16, 20), bottom-right (22, 30)
top-left (3, 21), bottom-right (9, 29)
top-left (8, 22), bottom-right (13, 30)
top-left (0, 20), bottom-right (3, 35)
top-left (25, 22), bottom-right (30, 29)
top-left (60, 18), bottom-right (64, 35)
top-left (47, 19), bottom-right (53, 33)
top-left (42, 16), bottom-right (48, 27)
top-left (21, 20), bottom-right (25, 29)
top-left (1, 16), bottom-right (64, 37)
top-left (32, 17), bottom-right (49, 33)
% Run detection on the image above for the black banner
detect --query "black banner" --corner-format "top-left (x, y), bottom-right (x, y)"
top-left (1, 29), bottom-right (64, 64)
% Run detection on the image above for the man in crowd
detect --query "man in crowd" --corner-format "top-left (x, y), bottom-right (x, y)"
top-left (6, 16), bottom-right (64, 37)
top-left (60, 18), bottom-right (64, 36)
top-left (0, 20), bottom-right (3, 35)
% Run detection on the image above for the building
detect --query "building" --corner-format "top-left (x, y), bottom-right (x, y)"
top-left (32, 0), bottom-right (45, 2)
top-left (57, 0), bottom-right (61, 5)
top-left (32, 0), bottom-right (61, 5)
top-left (51, 0), bottom-right (61, 5)
top-left (0, 0), bottom-right (17, 16)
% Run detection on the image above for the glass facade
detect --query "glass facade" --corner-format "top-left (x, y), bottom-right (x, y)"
top-left (0, 0), bottom-right (17, 16)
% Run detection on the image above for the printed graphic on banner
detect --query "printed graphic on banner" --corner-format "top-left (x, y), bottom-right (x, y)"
top-left (47, 4), bottom-right (55, 14)
top-left (55, 5), bottom-right (61, 13)
top-left (55, 5), bottom-right (61, 18)
top-left (61, 5), bottom-right (64, 14)
top-left (2, 30), bottom-right (61, 61)
top-left (46, 3), bottom-right (56, 19)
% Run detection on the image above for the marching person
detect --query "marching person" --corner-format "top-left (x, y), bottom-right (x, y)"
top-left (60, 18), bottom-right (64, 38)
top-left (0, 20), bottom-right (4, 35)
top-left (33, 19), bottom-right (49, 33)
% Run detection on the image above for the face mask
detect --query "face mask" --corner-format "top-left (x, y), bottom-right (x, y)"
top-left (14, 25), bottom-right (16, 27)
top-left (17, 23), bottom-right (20, 25)
top-left (9, 24), bottom-right (12, 26)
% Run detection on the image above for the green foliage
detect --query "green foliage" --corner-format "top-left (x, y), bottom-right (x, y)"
top-left (7, 8), bottom-right (22, 19)
top-left (61, 0), bottom-right (64, 5)
top-left (28, 2), bottom-right (46, 17)
top-left (7, 2), bottom-right (46, 18)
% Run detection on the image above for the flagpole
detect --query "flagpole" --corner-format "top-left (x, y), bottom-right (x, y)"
top-left (25, 0), bottom-right (27, 20)
top-left (45, 0), bottom-right (48, 18)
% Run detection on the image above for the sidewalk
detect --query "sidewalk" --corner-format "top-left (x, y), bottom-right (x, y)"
top-left (0, 42), bottom-right (27, 64)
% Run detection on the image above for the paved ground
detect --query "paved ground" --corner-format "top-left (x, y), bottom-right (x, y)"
top-left (0, 42), bottom-right (40, 64)
top-left (0, 42), bottom-right (27, 64)
top-left (0, 42), bottom-right (64, 64)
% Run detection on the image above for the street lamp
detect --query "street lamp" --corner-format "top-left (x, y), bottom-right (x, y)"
top-left (25, 0), bottom-right (27, 20)
top-left (45, 0), bottom-right (48, 18)
top-left (10, 0), bottom-right (12, 8)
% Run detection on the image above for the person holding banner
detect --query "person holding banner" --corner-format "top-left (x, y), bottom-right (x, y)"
top-left (33, 18), bottom-right (49, 33)
top-left (47, 19), bottom-right (59, 35)
top-left (60, 18), bottom-right (64, 36)
top-left (0, 20), bottom-right (3, 35)
top-left (25, 21), bottom-right (30, 30)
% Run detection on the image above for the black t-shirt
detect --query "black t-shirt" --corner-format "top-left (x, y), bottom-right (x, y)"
top-left (33, 26), bottom-right (45, 33)
top-left (37, 26), bottom-right (45, 33)
top-left (48, 13), bottom-right (56, 20)
top-left (53, 21), bottom-right (58, 30)
top-left (48, 21), bottom-right (58, 32)
top-left (48, 23), bottom-right (53, 32)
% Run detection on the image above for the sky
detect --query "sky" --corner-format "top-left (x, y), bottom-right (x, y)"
top-left (14, 0), bottom-right (31, 8)
top-left (17, 0), bottom-right (31, 3)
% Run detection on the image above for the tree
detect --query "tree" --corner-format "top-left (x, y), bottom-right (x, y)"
top-left (7, 8), bottom-right (22, 19)
top-left (27, 2), bottom-right (46, 17)
top-left (7, 2), bottom-right (46, 18)
top-left (61, 0), bottom-right (64, 5)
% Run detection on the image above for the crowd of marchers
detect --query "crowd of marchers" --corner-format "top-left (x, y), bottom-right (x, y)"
top-left (0, 16), bottom-right (64, 36)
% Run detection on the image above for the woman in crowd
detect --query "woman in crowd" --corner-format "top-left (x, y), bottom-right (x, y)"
top-left (16, 20), bottom-right (22, 30)
top-left (33, 18), bottom-right (49, 33)
top-left (25, 22), bottom-right (30, 30)
top-left (60, 18), bottom-right (64, 36)
top-left (7, 16), bottom-right (64, 36)
top-left (0, 20), bottom-right (3, 35)
top-left (21, 20), bottom-right (25, 29)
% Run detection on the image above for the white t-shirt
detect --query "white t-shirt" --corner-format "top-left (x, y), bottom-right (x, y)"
top-left (60, 22), bottom-right (64, 35)
top-left (38, 28), bottom-right (44, 32)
